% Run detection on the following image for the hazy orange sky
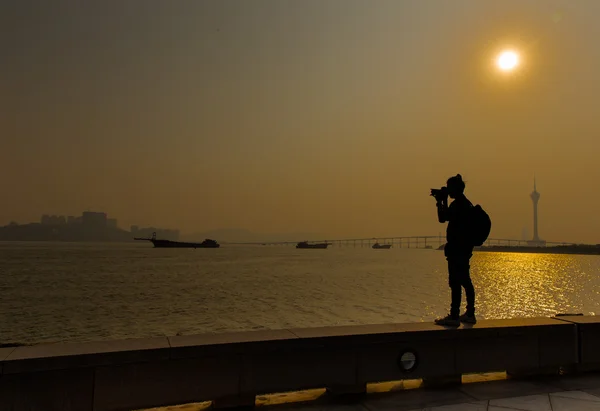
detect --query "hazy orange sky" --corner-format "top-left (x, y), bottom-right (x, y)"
top-left (2, 1), bottom-right (600, 243)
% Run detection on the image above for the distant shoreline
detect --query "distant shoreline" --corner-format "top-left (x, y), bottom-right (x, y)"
top-left (475, 245), bottom-right (600, 256)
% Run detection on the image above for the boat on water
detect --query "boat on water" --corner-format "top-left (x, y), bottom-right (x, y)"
top-left (296, 241), bottom-right (329, 249)
top-left (135, 232), bottom-right (220, 248)
top-left (372, 242), bottom-right (392, 249)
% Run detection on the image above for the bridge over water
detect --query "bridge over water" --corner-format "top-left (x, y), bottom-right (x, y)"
top-left (224, 236), bottom-right (577, 249)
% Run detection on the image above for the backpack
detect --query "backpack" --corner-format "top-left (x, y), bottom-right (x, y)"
top-left (468, 204), bottom-right (491, 246)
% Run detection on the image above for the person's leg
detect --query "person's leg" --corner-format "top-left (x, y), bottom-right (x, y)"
top-left (463, 269), bottom-right (475, 316)
top-left (456, 254), bottom-right (476, 322)
top-left (435, 247), bottom-right (461, 326)
top-left (448, 259), bottom-right (462, 319)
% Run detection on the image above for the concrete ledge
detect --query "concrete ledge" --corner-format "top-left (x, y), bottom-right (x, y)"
top-left (169, 329), bottom-right (299, 358)
top-left (93, 356), bottom-right (241, 411)
top-left (241, 346), bottom-right (357, 394)
top-left (555, 315), bottom-right (600, 371)
top-left (360, 339), bottom-right (455, 382)
top-left (0, 347), bottom-right (17, 375)
top-left (456, 318), bottom-right (577, 374)
top-left (0, 368), bottom-right (95, 411)
top-left (0, 347), bottom-right (17, 362)
top-left (0, 317), bottom-right (595, 411)
top-left (3, 337), bottom-right (170, 374)
top-left (290, 322), bottom-right (461, 343)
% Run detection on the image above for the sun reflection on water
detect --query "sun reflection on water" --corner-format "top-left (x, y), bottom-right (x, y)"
top-left (473, 252), bottom-right (599, 319)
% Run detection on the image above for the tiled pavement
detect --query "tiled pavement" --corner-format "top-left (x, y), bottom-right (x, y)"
top-left (144, 372), bottom-right (600, 411)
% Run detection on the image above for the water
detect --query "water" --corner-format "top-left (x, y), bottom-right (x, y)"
top-left (1, 242), bottom-right (599, 345)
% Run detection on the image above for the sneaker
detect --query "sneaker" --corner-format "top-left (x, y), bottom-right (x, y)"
top-left (459, 313), bottom-right (477, 324)
top-left (434, 315), bottom-right (460, 327)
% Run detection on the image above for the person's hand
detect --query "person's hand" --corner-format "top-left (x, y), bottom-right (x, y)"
top-left (431, 187), bottom-right (448, 203)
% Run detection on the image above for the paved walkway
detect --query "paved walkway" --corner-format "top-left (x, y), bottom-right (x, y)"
top-left (143, 372), bottom-right (600, 411)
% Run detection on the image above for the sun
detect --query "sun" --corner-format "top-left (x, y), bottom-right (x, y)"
top-left (497, 50), bottom-right (520, 72)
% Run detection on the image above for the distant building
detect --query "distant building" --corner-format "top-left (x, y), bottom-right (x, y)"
top-left (1, 212), bottom-right (132, 242)
top-left (82, 212), bottom-right (107, 229)
top-left (41, 215), bottom-right (67, 225)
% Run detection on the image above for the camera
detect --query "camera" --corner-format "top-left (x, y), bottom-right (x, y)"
top-left (430, 187), bottom-right (448, 201)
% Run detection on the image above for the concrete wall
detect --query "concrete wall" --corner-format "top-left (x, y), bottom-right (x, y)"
top-left (0, 316), bottom-right (597, 411)
top-left (555, 315), bottom-right (600, 371)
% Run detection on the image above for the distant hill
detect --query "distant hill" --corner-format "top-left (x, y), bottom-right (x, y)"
top-left (180, 228), bottom-right (327, 243)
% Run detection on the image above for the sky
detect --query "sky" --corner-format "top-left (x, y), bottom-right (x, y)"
top-left (2, 0), bottom-right (600, 243)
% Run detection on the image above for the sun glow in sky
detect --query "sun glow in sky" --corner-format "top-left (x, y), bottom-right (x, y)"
top-left (497, 50), bottom-right (520, 71)
top-left (4, 2), bottom-right (600, 243)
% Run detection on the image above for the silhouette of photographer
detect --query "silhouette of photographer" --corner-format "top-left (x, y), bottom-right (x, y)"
top-left (431, 174), bottom-right (477, 326)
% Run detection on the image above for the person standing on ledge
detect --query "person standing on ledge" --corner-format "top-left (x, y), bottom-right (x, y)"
top-left (431, 174), bottom-right (477, 326)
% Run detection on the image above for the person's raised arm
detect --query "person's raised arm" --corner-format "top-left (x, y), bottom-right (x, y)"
top-left (437, 198), bottom-right (449, 223)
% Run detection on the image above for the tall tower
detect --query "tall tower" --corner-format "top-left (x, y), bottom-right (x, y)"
top-left (530, 177), bottom-right (541, 243)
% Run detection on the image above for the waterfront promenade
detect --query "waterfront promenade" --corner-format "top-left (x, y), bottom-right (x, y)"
top-left (1, 315), bottom-right (599, 410)
top-left (145, 371), bottom-right (600, 411)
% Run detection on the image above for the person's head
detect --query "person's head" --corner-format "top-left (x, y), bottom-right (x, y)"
top-left (446, 174), bottom-right (465, 199)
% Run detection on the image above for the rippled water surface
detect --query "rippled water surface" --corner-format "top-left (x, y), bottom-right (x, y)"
top-left (1, 242), bottom-right (599, 344)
